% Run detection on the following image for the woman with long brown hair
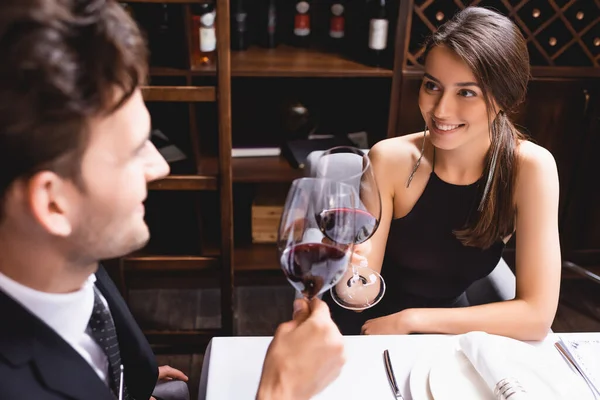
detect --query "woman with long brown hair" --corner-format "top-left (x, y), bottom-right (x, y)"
top-left (325, 6), bottom-right (561, 340)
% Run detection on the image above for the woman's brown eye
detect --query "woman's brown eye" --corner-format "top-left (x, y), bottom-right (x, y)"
top-left (424, 81), bottom-right (438, 91)
top-left (459, 89), bottom-right (476, 97)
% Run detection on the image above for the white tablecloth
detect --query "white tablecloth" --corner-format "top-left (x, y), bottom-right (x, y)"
top-left (198, 332), bottom-right (599, 400)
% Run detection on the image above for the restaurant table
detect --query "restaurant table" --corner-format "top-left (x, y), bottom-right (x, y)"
top-left (198, 332), bottom-right (600, 400)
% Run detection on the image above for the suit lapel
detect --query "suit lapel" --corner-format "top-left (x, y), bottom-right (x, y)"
top-left (0, 290), bottom-right (113, 400)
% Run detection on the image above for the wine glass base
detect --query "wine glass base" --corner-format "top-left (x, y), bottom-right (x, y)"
top-left (330, 266), bottom-right (386, 311)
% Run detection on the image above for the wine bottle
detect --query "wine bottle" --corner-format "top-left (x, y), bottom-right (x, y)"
top-left (154, 4), bottom-right (172, 67)
top-left (328, 1), bottom-right (346, 52)
top-left (292, 0), bottom-right (311, 48)
top-left (191, 3), bottom-right (217, 67)
top-left (366, 0), bottom-right (388, 67)
top-left (258, 0), bottom-right (277, 48)
top-left (231, 0), bottom-right (249, 51)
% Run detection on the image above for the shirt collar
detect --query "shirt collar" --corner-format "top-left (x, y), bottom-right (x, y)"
top-left (0, 272), bottom-right (96, 345)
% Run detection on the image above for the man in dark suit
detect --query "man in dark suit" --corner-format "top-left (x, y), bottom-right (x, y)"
top-left (0, 1), bottom-right (346, 400)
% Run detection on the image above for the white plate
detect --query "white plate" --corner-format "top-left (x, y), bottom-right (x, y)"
top-left (410, 334), bottom-right (594, 400)
top-left (409, 337), bottom-right (454, 400)
top-left (427, 334), bottom-right (594, 400)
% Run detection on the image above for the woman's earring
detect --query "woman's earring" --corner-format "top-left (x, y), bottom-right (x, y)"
top-left (406, 126), bottom-right (427, 188)
top-left (477, 115), bottom-right (503, 211)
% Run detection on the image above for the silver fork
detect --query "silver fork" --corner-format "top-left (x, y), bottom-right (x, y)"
top-left (383, 349), bottom-right (404, 399)
top-left (555, 339), bottom-right (600, 400)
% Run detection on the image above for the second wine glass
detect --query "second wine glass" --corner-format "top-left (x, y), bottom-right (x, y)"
top-left (277, 177), bottom-right (357, 300)
top-left (315, 146), bottom-right (386, 310)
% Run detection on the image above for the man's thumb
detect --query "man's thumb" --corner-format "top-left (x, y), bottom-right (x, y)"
top-left (292, 298), bottom-right (310, 323)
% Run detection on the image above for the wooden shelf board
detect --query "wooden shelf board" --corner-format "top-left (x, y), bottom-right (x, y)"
top-left (123, 0), bottom-right (209, 3)
top-left (122, 255), bottom-right (220, 271)
top-left (148, 175), bottom-right (217, 191)
top-left (403, 65), bottom-right (600, 80)
top-left (234, 244), bottom-right (279, 272)
top-left (189, 64), bottom-right (216, 76)
top-left (199, 156), bottom-right (303, 183)
top-left (149, 67), bottom-right (189, 77)
top-left (141, 86), bottom-right (216, 102)
top-left (230, 46), bottom-right (393, 78)
top-left (233, 156), bottom-right (304, 182)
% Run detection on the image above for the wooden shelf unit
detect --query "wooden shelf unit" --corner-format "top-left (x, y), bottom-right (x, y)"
top-left (147, 175), bottom-right (217, 191)
top-left (402, 65), bottom-right (600, 80)
top-left (114, 0), bottom-right (234, 352)
top-left (117, 0), bottom-right (600, 340)
top-left (141, 85), bottom-right (216, 102)
top-left (122, 255), bottom-right (220, 272)
top-left (149, 45), bottom-right (394, 78)
top-left (123, 0), bottom-right (209, 3)
top-left (195, 156), bottom-right (304, 183)
top-left (229, 45), bottom-right (393, 78)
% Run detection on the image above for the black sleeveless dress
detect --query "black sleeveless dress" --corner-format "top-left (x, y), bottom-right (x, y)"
top-left (323, 170), bottom-right (505, 335)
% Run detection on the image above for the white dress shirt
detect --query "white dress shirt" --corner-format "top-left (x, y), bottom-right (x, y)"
top-left (0, 271), bottom-right (110, 386)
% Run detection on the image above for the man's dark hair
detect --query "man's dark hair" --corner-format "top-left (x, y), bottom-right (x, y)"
top-left (0, 0), bottom-right (148, 219)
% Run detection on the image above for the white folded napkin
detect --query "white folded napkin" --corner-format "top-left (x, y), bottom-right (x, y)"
top-left (459, 331), bottom-right (531, 400)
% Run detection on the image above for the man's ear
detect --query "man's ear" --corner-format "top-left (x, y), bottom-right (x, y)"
top-left (27, 171), bottom-right (74, 237)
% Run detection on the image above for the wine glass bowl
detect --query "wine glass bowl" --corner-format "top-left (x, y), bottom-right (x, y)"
top-left (278, 177), bottom-right (357, 300)
top-left (315, 146), bottom-right (386, 310)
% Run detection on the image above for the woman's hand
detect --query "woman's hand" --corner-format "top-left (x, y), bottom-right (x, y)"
top-left (361, 309), bottom-right (415, 335)
top-left (351, 239), bottom-right (372, 267)
top-left (321, 237), bottom-right (371, 267)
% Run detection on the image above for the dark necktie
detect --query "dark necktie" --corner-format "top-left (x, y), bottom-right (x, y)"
top-left (88, 286), bottom-right (130, 399)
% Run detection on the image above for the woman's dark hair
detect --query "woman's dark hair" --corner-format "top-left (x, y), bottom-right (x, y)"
top-left (0, 0), bottom-right (148, 220)
top-left (423, 6), bottom-right (530, 249)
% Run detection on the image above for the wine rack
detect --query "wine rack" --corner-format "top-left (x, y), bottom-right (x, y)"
top-left (407, 0), bottom-right (599, 68)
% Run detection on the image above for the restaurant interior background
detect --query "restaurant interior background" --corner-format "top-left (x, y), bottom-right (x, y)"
top-left (104, 1), bottom-right (600, 397)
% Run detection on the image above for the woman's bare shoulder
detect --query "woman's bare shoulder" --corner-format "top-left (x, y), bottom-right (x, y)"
top-left (516, 140), bottom-right (557, 176)
top-left (369, 132), bottom-right (426, 167)
top-left (514, 140), bottom-right (559, 203)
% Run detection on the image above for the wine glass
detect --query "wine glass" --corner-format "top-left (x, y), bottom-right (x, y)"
top-left (277, 177), bottom-right (357, 300)
top-left (315, 146), bottom-right (386, 310)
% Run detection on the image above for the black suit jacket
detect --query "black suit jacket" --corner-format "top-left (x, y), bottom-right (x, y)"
top-left (0, 265), bottom-right (158, 400)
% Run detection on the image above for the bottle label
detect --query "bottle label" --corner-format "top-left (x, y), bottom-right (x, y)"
top-left (200, 27), bottom-right (216, 52)
top-left (294, 14), bottom-right (310, 36)
top-left (268, 4), bottom-right (276, 33)
top-left (235, 12), bottom-right (247, 32)
top-left (369, 18), bottom-right (388, 50)
top-left (330, 15), bottom-right (344, 38)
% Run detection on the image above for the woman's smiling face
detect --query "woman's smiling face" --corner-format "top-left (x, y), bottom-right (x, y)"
top-left (418, 45), bottom-right (496, 151)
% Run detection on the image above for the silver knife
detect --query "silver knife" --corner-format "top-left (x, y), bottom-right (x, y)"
top-left (383, 349), bottom-right (404, 399)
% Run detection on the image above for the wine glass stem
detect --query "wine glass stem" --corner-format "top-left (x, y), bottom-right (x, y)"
top-left (350, 264), bottom-right (360, 285)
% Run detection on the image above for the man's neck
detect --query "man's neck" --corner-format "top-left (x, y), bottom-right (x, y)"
top-left (0, 233), bottom-right (96, 294)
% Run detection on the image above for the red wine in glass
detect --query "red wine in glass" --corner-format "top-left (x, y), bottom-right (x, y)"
top-left (316, 207), bottom-right (379, 245)
top-left (277, 177), bottom-right (357, 300)
top-left (281, 242), bottom-right (350, 299)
